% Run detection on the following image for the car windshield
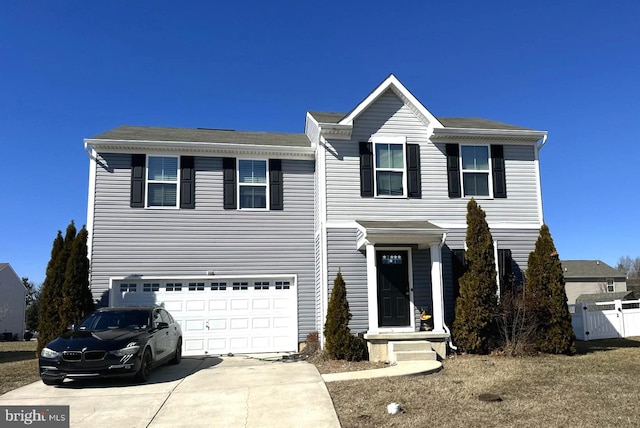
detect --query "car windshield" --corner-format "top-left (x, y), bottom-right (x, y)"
top-left (77, 310), bottom-right (150, 331)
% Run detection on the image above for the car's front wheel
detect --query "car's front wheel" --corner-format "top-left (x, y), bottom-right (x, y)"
top-left (135, 349), bottom-right (152, 382)
top-left (169, 338), bottom-right (182, 365)
top-left (42, 378), bottom-right (64, 386)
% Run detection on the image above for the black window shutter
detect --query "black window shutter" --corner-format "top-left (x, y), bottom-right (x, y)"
top-left (180, 156), bottom-right (195, 209)
top-left (359, 142), bottom-right (374, 197)
top-left (491, 145), bottom-right (507, 198)
top-left (223, 157), bottom-right (236, 209)
top-left (269, 159), bottom-right (283, 210)
top-left (446, 144), bottom-right (461, 198)
top-left (130, 154), bottom-right (146, 208)
top-left (406, 144), bottom-right (421, 198)
top-left (498, 249), bottom-right (513, 294)
top-left (451, 249), bottom-right (467, 302)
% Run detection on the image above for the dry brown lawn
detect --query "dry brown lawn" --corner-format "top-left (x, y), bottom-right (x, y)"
top-left (0, 340), bottom-right (39, 396)
top-left (322, 338), bottom-right (640, 428)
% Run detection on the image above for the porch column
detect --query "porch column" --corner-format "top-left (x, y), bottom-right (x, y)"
top-left (366, 243), bottom-right (378, 333)
top-left (430, 241), bottom-right (445, 333)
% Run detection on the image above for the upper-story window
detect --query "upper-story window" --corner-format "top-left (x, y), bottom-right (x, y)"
top-left (359, 137), bottom-right (420, 199)
top-left (147, 156), bottom-right (179, 207)
top-left (461, 145), bottom-right (491, 197)
top-left (238, 159), bottom-right (267, 209)
top-left (375, 143), bottom-right (406, 196)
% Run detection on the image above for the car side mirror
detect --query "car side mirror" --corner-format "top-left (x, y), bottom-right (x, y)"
top-left (157, 322), bottom-right (169, 330)
top-left (65, 324), bottom-right (75, 332)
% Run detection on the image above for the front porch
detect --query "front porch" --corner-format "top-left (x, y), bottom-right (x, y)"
top-left (355, 220), bottom-right (451, 362)
top-left (364, 331), bottom-right (450, 362)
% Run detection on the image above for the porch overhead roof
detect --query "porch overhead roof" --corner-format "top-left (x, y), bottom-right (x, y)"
top-left (355, 220), bottom-right (445, 250)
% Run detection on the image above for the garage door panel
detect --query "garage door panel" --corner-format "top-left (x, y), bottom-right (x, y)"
top-left (230, 318), bottom-right (249, 329)
top-left (207, 338), bottom-right (227, 352)
top-left (252, 318), bottom-right (270, 329)
top-left (112, 276), bottom-right (297, 356)
top-left (252, 299), bottom-right (271, 310)
top-left (185, 319), bottom-right (205, 331)
top-left (162, 301), bottom-right (183, 312)
top-left (185, 339), bottom-right (205, 352)
top-left (209, 319), bottom-right (227, 330)
top-left (209, 300), bottom-right (227, 310)
top-left (231, 299), bottom-right (250, 311)
top-left (273, 317), bottom-right (291, 328)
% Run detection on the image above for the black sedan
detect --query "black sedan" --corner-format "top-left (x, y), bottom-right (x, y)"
top-left (39, 307), bottom-right (182, 385)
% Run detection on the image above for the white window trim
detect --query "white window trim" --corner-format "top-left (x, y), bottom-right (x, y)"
top-left (145, 155), bottom-right (180, 209)
top-left (371, 135), bottom-right (407, 198)
top-left (459, 144), bottom-right (494, 199)
top-left (237, 158), bottom-right (270, 210)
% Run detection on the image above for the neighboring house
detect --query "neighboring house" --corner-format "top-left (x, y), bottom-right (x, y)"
top-left (84, 74), bottom-right (548, 360)
top-left (561, 260), bottom-right (628, 304)
top-left (0, 263), bottom-right (27, 340)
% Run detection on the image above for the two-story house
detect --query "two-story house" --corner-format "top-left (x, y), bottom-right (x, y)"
top-left (84, 75), bottom-right (547, 360)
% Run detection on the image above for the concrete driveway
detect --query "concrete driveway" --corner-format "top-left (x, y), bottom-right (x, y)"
top-left (0, 356), bottom-right (340, 428)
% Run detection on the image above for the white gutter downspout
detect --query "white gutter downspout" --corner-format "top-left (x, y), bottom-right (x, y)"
top-left (439, 233), bottom-right (458, 351)
top-left (537, 134), bottom-right (548, 150)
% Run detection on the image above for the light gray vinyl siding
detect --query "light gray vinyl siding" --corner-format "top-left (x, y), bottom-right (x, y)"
top-left (90, 153), bottom-right (316, 341)
top-left (326, 228), bottom-right (368, 333)
top-left (442, 227), bottom-right (540, 324)
top-left (323, 89), bottom-right (541, 226)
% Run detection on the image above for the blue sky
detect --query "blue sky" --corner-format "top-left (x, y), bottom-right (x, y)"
top-left (1, 1), bottom-right (638, 284)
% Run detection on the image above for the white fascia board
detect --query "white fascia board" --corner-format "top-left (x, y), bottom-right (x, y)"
top-left (432, 221), bottom-right (544, 230)
top-left (86, 144), bottom-right (97, 273)
top-left (84, 139), bottom-right (316, 160)
top-left (534, 144), bottom-right (545, 226)
top-left (338, 74), bottom-right (443, 129)
top-left (109, 274), bottom-right (299, 282)
top-left (304, 112), bottom-right (320, 148)
top-left (431, 127), bottom-right (547, 143)
top-left (318, 123), bottom-right (353, 140)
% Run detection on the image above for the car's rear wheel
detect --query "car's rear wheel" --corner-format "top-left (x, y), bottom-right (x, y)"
top-left (42, 378), bottom-right (64, 386)
top-left (169, 338), bottom-right (182, 365)
top-left (135, 349), bottom-right (152, 382)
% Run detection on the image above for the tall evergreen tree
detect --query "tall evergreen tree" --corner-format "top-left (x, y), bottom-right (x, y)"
top-left (453, 199), bottom-right (498, 354)
top-left (323, 270), bottom-right (352, 359)
top-left (526, 225), bottom-right (576, 354)
top-left (61, 226), bottom-right (94, 327)
top-left (37, 221), bottom-right (76, 354)
top-left (37, 231), bottom-right (65, 354)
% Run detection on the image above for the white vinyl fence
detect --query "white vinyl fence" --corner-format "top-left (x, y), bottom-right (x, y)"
top-left (570, 299), bottom-right (640, 341)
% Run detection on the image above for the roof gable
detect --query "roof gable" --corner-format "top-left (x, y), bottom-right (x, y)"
top-left (338, 74), bottom-right (443, 130)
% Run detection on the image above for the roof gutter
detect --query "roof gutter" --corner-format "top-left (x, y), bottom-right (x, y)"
top-left (84, 139), bottom-right (317, 160)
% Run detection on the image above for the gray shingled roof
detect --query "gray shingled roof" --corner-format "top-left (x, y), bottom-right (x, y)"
top-left (307, 111), bottom-right (530, 130)
top-left (561, 260), bottom-right (626, 280)
top-left (89, 126), bottom-right (311, 148)
top-left (0, 263), bottom-right (8, 270)
top-left (308, 111), bottom-right (346, 123)
top-left (575, 291), bottom-right (634, 303)
top-left (437, 117), bottom-right (530, 130)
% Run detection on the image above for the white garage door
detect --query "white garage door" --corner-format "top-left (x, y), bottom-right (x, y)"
top-left (110, 276), bottom-right (298, 356)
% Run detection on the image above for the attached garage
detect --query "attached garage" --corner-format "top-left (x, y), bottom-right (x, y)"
top-left (110, 275), bottom-right (298, 357)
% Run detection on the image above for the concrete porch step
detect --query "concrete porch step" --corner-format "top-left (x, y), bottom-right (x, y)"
top-left (390, 340), bottom-right (433, 352)
top-left (393, 350), bottom-right (438, 362)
